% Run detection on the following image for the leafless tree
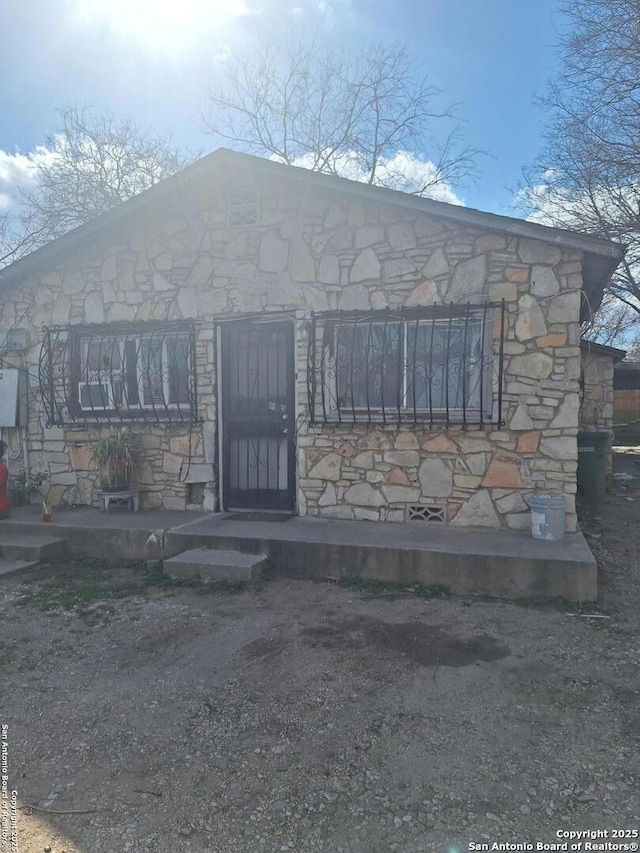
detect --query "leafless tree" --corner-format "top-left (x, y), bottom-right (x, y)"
top-left (0, 106), bottom-right (187, 268)
top-left (0, 211), bottom-right (44, 268)
top-left (583, 292), bottom-right (640, 349)
top-left (625, 340), bottom-right (640, 361)
top-left (519, 0), bottom-right (640, 336)
top-left (204, 37), bottom-right (479, 197)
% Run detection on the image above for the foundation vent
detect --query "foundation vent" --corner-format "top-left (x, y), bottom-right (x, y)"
top-left (407, 504), bottom-right (446, 523)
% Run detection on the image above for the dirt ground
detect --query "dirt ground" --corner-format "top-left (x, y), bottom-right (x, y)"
top-left (2, 450), bottom-right (640, 853)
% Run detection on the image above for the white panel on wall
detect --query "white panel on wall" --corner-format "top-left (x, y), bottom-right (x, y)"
top-left (0, 369), bottom-right (19, 427)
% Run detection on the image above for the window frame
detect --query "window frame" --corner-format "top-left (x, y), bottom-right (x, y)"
top-left (332, 320), bottom-right (404, 415)
top-left (402, 314), bottom-right (492, 419)
top-left (312, 304), bottom-right (501, 426)
top-left (79, 337), bottom-right (126, 410)
top-left (39, 321), bottom-right (199, 427)
top-left (136, 336), bottom-right (192, 410)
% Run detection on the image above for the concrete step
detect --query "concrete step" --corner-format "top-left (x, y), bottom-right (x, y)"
top-left (0, 557), bottom-right (38, 577)
top-left (164, 549), bottom-right (268, 583)
top-left (0, 533), bottom-right (68, 562)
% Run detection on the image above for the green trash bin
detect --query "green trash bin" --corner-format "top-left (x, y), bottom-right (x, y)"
top-left (577, 431), bottom-right (610, 502)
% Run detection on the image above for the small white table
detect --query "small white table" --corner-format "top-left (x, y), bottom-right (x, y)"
top-left (100, 490), bottom-right (140, 514)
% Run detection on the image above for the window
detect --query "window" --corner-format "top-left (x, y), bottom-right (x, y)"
top-left (335, 323), bottom-right (402, 410)
top-left (136, 337), bottom-right (190, 407)
top-left (40, 322), bottom-right (198, 427)
top-left (406, 317), bottom-right (485, 412)
top-left (227, 187), bottom-right (259, 227)
top-left (80, 338), bottom-right (124, 409)
top-left (308, 304), bottom-right (504, 426)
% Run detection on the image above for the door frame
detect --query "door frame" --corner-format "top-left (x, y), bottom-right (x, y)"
top-left (217, 315), bottom-right (296, 512)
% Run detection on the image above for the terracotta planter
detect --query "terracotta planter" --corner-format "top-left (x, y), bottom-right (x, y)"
top-left (42, 513), bottom-right (52, 523)
top-left (99, 459), bottom-right (132, 493)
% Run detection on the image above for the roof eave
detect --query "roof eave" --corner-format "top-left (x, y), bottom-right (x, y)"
top-left (580, 338), bottom-right (627, 362)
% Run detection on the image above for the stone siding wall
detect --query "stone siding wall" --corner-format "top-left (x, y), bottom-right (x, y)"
top-left (580, 348), bottom-right (616, 475)
top-left (296, 228), bottom-right (582, 532)
top-left (580, 349), bottom-right (615, 433)
top-left (0, 324), bottom-right (216, 511)
top-left (0, 166), bottom-right (583, 527)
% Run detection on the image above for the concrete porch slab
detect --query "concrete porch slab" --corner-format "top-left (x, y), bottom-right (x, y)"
top-left (0, 506), bottom-right (201, 563)
top-left (165, 514), bottom-right (597, 602)
top-left (0, 506), bottom-right (597, 601)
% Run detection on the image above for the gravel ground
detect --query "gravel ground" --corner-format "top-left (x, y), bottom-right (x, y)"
top-left (2, 450), bottom-right (640, 853)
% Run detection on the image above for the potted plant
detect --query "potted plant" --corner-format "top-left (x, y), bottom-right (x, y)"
top-left (90, 429), bottom-right (140, 493)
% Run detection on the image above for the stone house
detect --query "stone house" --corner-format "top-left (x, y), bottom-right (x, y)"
top-left (579, 340), bottom-right (626, 474)
top-left (0, 150), bottom-right (624, 532)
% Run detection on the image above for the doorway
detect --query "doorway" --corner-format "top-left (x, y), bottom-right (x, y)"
top-left (220, 320), bottom-right (295, 510)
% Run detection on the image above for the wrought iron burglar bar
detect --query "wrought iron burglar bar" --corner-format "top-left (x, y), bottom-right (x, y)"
top-left (221, 321), bottom-right (295, 510)
top-left (307, 302), bottom-right (505, 427)
top-left (39, 321), bottom-right (199, 427)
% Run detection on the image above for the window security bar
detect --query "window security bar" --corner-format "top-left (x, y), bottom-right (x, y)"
top-left (306, 302), bottom-right (505, 427)
top-left (39, 321), bottom-right (199, 427)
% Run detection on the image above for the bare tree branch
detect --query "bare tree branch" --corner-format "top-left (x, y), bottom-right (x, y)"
top-left (519, 0), bottom-right (640, 342)
top-left (204, 36), bottom-right (480, 196)
top-left (0, 106), bottom-right (188, 269)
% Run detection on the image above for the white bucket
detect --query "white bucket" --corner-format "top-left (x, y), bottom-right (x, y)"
top-left (530, 493), bottom-right (566, 541)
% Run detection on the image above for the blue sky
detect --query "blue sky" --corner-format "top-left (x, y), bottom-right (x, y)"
top-left (0, 0), bottom-right (563, 216)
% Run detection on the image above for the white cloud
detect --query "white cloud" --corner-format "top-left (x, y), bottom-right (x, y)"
top-left (0, 146), bottom-right (55, 214)
top-left (0, 151), bottom-right (38, 192)
top-left (515, 180), bottom-right (570, 228)
top-left (517, 174), bottom-right (639, 237)
top-left (288, 149), bottom-right (465, 206)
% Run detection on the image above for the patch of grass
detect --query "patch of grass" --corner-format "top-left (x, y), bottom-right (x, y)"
top-left (513, 595), bottom-right (600, 614)
top-left (15, 555), bottom-right (200, 614)
top-left (18, 573), bottom-right (133, 613)
top-left (202, 579), bottom-right (248, 594)
top-left (338, 576), bottom-right (451, 599)
top-left (337, 578), bottom-right (599, 614)
top-left (144, 563), bottom-right (247, 595)
top-left (144, 562), bottom-right (195, 589)
top-left (16, 554), bottom-right (249, 615)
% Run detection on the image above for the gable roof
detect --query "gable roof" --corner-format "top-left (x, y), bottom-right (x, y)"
top-left (0, 148), bottom-right (624, 321)
top-left (580, 339), bottom-right (627, 362)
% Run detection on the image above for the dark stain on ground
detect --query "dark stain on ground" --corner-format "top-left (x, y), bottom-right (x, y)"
top-left (242, 636), bottom-right (288, 661)
top-left (300, 615), bottom-right (509, 667)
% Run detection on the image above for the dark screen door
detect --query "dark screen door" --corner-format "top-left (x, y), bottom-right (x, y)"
top-left (221, 321), bottom-right (295, 510)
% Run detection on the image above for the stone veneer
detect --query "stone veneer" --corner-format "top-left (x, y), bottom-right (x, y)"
top-left (580, 346), bottom-right (616, 476)
top-left (580, 348), bottom-right (615, 434)
top-left (296, 229), bottom-right (583, 533)
top-left (0, 164), bottom-right (584, 529)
